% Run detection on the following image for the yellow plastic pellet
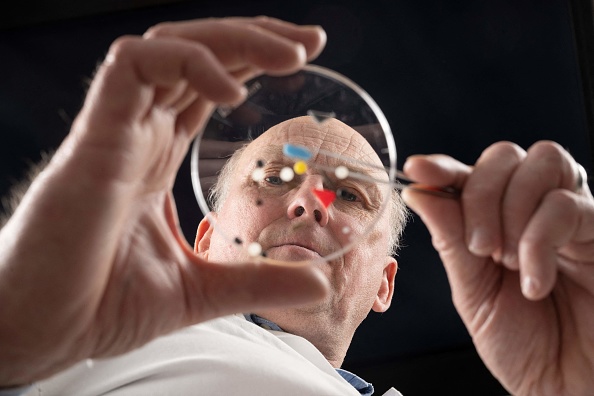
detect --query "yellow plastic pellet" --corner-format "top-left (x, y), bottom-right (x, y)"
top-left (293, 161), bottom-right (308, 175)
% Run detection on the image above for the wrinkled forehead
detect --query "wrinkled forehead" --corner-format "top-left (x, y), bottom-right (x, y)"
top-left (241, 116), bottom-right (384, 168)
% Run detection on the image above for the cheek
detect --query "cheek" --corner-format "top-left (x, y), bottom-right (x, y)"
top-left (332, 249), bottom-right (382, 310)
top-left (216, 195), bottom-right (286, 241)
top-left (337, 223), bottom-right (390, 288)
top-left (329, 210), bottom-right (377, 248)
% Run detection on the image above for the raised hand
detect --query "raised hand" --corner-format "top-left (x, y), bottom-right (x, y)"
top-left (402, 141), bottom-right (594, 395)
top-left (0, 17), bottom-right (328, 386)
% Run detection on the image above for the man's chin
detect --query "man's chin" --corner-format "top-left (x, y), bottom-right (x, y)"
top-left (255, 300), bottom-right (330, 326)
top-left (265, 245), bottom-right (324, 262)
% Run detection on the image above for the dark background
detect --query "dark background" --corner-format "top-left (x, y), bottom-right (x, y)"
top-left (2, 1), bottom-right (593, 394)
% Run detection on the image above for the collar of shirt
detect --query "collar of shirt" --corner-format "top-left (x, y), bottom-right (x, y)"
top-left (244, 314), bottom-right (374, 396)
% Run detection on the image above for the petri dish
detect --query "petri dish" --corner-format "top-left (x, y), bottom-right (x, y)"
top-left (191, 65), bottom-right (396, 265)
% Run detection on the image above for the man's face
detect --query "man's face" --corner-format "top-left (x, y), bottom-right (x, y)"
top-left (196, 116), bottom-right (396, 330)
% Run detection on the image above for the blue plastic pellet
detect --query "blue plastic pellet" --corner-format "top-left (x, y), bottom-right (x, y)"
top-left (283, 143), bottom-right (312, 161)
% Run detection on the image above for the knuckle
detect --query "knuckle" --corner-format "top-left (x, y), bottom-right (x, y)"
top-left (254, 15), bottom-right (272, 23)
top-left (143, 22), bottom-right (174, 38)
top-left (527, 140), bottom-right (566, 163)
top-left (202, 18), bottom-right (227, 29)
top-left (204, 17), bottom-right (223, 23)
top-left (545, 189), bottom-right (576, 207)
top-left (107, 35), bottom-right (139, 60)
top-left (187, 42), bottom-right (209, 58)
top-left (485, 141), bottom-right (525, 162)
top-left (431, 233), bottom-right (450, 253)
top-left (528, 141), bottom-right (574, 185)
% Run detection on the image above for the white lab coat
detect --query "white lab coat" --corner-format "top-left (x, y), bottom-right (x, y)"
top-left (28, 315), bottom-right (402, 395)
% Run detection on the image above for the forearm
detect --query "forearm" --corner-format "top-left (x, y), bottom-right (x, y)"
top-left (0, 152), bottom-right (59, 386)
top-left (0, 146), bottom-right (121, 385)
top-left (1, 151), bottom-right (54, 229)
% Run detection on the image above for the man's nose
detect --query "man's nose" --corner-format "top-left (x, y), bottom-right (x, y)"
top-left (286, 175), bottom-right (329, 226)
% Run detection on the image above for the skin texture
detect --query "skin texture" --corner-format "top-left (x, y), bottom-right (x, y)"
top-left (195, 116), bottom-right (398, 368)
top-left (403, 142), bottom-right (594, 396)
top-left (0, 17), bottom-right (329, 386)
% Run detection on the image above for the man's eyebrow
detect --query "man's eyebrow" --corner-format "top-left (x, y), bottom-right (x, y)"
top-left (317, 147), bottom-right (387, 174)
top-left (312, 161), bottom-right (385, 193)
top-left (304, 156), bottom-right (386, 205)
top-left (251, 145), bottom-right (287, 163)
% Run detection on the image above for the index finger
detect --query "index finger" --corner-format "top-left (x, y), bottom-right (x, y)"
top-left (461, 142), bottom-right (526, 260)
top-left (144, 17), bottom-right (326, 74)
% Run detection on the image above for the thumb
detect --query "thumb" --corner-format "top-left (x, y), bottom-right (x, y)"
top-left (181, 256), bottom-right (330, 324)
top-left (163, 193), bottom-right (329, 325)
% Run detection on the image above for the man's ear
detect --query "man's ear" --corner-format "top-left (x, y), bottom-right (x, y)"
top-left (194, 214), bottom-right (217, 258)
top-left (372, 257), bottom-right (398, 313)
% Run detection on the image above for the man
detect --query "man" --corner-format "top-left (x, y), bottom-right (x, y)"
top-left (0, 16), bottom-right (593, 396)
top-left (197, 115), bottom-right (406, 371)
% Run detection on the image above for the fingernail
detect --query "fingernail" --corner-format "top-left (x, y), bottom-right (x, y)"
top-left (502, 251), bottom-right (519, 269)
top-left (522, 276), bottom-right (539, 299)
top-left (402, 155), bottom-right (420, 169)
top-left (305, 25), bottom-right (325, 33)
top-left (491, 247), bottom-right (503, 263)
top-left (295, 43), bottom-right (307, 63)
top-left (468, 229), bottom-right (491, 256)
top-left (229, 85), bottom-right (248, 106)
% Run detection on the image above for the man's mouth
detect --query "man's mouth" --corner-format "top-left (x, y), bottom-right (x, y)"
top-left (265, 243), bottom-right (324, 259)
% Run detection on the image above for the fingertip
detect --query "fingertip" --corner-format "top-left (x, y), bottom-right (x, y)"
top-left (491, 246), bottom-right (503, 263)
top-left (315, 25), bottom-right (327, 45)
top-left (258, 262), bottom-right (330, 307)
top-left (295, 42), bottom-right (307, 65)
top-left (206, 73), bottom-right (247, 105)
top-left (184, 259), bottom-right (330, 324)
top-left (229, 84), bottom-right (248, 106)
top-left (467, 228), bottom-right (496, 257)
top-left (259, 42), bottom-right (307, 77)
top-left (402, 155), bottom-right (428, 182)
top-left (283, 42), bottom-right (307, 73)
top-left (501, 251), bottom-right (520, 270)
top-left (402, 154), bottom-right (425, 168)
top-left (400, 186), bottom-right (417, 210)
top-left (519, 251), bottom-right (557, 301)
top-left (306, 26), bottom-right (327, 61)
top-left (517, 198), bottom-right (569, 301)
top-left (247, 17), bottom-right (326, 62)
top-left (306, 264), bottom-right (330, 301)
top-left (521, 276), bottom-right (543, 300)
top-left (400, 185), bottom-right (453, 225)
top-left (403, 154), bottom-right (453, 174)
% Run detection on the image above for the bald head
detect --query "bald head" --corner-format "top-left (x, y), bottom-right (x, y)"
top-left (253, 116), bottom-right (384, 166)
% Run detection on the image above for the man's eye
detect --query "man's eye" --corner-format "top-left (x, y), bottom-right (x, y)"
top-left (264, 176), bottom-right (283, 186)
top-left (336, 188), bottom-right (360, 202)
